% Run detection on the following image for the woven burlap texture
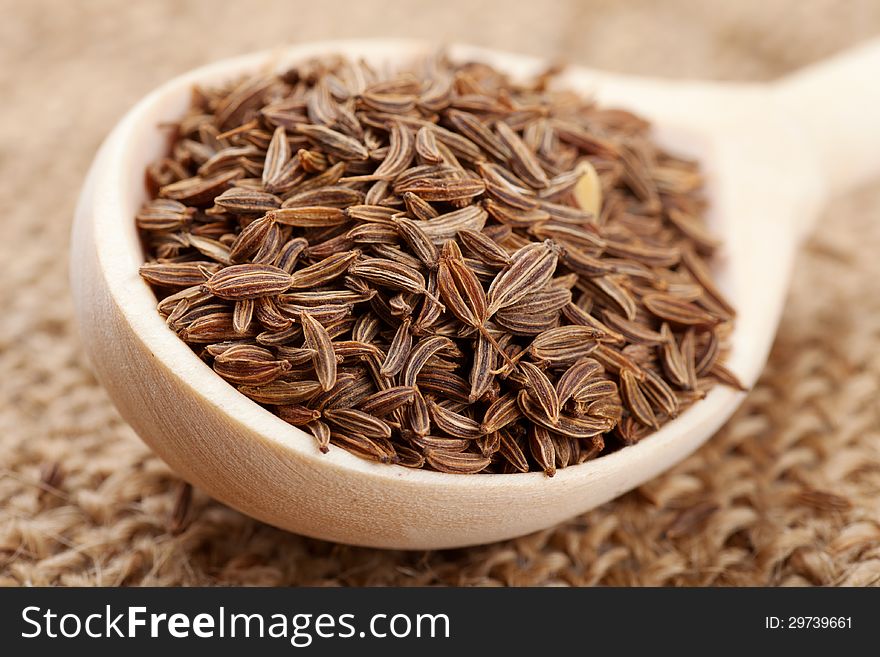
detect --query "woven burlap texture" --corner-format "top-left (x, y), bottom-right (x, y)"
top-left (2, 0), bottom-right (879, 586)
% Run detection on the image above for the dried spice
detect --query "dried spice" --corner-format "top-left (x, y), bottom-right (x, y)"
top-left (138, 52), bottom-right (741, 474)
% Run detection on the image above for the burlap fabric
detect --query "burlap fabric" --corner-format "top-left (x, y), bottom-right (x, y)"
top-left (2, 0), bottom-right (879, 586)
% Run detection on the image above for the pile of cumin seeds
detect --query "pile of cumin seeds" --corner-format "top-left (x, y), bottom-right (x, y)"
top-left (137, 53), bottom-right (742, 476)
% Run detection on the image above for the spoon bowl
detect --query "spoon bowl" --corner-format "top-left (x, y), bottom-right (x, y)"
top-left (71, 39), bottom-right (880, 548)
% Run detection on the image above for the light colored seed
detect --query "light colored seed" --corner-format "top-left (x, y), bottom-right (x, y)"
top-left (572, 160), bottom-right (602, 218)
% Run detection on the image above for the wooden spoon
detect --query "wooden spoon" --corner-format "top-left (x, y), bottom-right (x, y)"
top-left (70, 39), bottom-right (880, 549)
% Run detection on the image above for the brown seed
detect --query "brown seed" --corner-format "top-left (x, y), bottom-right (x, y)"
top-left (643, 293), bottom-right (720, 327)
top-left (349, 258), bottom-right (428, 296)
top-left (295, 123), bottom-right (369, 160)
top-left (495, 120), bottom-right (549, 189)
top-left (159, 168), bottom-right (241, 205)
top-left (213, 344), bottom-right (290, 385)
top-left (498, 430), bottom-right (530, 473)
top-left (358, 386), bottom-right (416, 416)
top-left (620, 368), bottom-right (659, 429)
top-left (300, 311), bottom-right (337, 391)
top-left (283, 185), bottom-right (364, 208)
top-left (263, 125), bottom-right (292, 190)
top-left (203, 264), bottom-right (291, 300)
top-left (136, 199), bottom-right (193, 231)
top-left (518, 390), bottom-right (611, 438)
top-left (275, 237), bottom-right (310, 273)
top-left (469, 331), bottom-right (496, 403)
top-left (415, 125), bottom-right (444, 163)
top-left (238, 379), bottom-right (323, 405)
top-left (393, 216), bottom-right (439, 268)
top-left (268, 206), bottom-right (348, 227)
top-left (447, 109), bottom-right (510, 161)
top-left (140, 261), bottom-right (219, 287)
top-left (529, 425), bottom-right (557, 477)
top-left (481, 393), bottom-right (523, 434)
top-left (214, 187), bottom-right (281, 213)
top-left (381, 318), bottom-right (413, 377)
top-left (424, 449), bottom-right (491, 474)
top-left (427, 400), bottom-right (482, 439)
top-left (232, 298), bottom-right (254, 334)
top-left (402, 191), bottom-right (439, 220)
top-left (394, 176), bottom-right (486, 202)
top-left (413, 206), bottom-right (488, 243)
top-left (401, 336), bottom-right (454, 387)
top-left (519, 361), bottom-right (561, 423)
top-left (407, 386), bottom-right (432, 436)
top-left (288, 251), bottom-right (359, 289)
top-left (229, 214), bottom-right (276, 263)
top-left (373, 120), bottom-right (414, 179)
top-left (486, 240), bottom-right (559, 316)
top-left (458, 229), bottom-right (511, 267)
top-left (278, 404), bottom-right (322, 426)
top-left (528, 326), bottom-right (602, 365)
top-left (330, 431), bottom-right (396, 463)
top-left (324, 408), bottom-right (392, 440)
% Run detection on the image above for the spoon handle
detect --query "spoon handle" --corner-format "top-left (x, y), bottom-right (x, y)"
top-left (775, 38), bottom-right (880, 200)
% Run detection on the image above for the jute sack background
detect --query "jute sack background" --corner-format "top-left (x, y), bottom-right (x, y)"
top-left (1, 0), bottom-right (879, 586)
